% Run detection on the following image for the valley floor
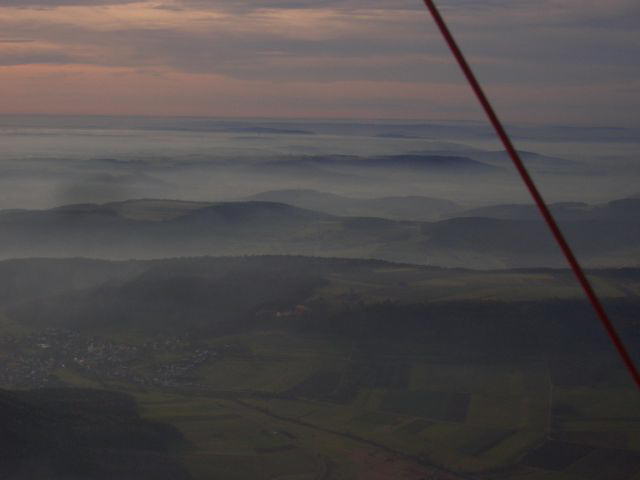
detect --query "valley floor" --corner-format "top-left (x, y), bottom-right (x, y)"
top-left (3, 329), bottom-right (638, 480)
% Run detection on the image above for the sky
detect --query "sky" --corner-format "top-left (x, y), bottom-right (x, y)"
top-left (0, 0), bottom-right (638, 126)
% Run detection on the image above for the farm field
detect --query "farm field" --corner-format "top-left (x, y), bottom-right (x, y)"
top-left (0, 257), bottom-right (638, 479)
top-left (31, 329), bottom-right (638, 480)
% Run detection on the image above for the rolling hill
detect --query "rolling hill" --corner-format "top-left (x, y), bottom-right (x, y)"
top-left (0, 198), bottom-right (637, 268)
top-left (451, 197), bottom-right (640, 221)
top-left (263, 154), bottom-right (502, 174)
top-left (1, 255), bottom-right (638, 337)
top-left (247, 189), bottom-right (461, 221)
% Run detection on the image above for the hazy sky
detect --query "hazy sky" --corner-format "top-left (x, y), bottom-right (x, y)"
top-left (0, 0), bottom-right (638, 126)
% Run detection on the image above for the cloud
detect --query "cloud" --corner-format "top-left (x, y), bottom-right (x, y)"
top-left (171, 0), bottom-right (421, 12)
top-left (0, 0), bottom-right (637, 125)
top-left (0, 2), bottom-right (637, 78)
top-left (0, 0), bottom-right (136, 6)
top-left (0, 50), bottom-right (74, 65)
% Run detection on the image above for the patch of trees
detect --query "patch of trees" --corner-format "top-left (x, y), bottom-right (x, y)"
top-left (286, 298), bottom-right (639, 362)
top-left (0, 388), bottom-right (191, 480)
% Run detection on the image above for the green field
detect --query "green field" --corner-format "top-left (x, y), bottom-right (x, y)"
top-left (1, 257), bottom-right (638, 479)
top-left (6, 325), bottom-right (635, 480)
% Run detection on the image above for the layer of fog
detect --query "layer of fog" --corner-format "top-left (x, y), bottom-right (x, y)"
top-left (0, 116), bottom-right (638, 211)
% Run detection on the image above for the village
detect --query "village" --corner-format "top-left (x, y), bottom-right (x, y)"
top-left (0, 328), bottom-right (224, 390)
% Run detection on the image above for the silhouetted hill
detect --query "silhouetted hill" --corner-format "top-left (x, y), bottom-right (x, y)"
top-left (2, 256), bottom-right (639, 337)
top-left (0, 198), bottom-right (637, 268)
top-left (370, 154), bottom-right (500, 171)
top-left (0, 258), bottom-right (144, 305)
top-left (420, 216), bottom-right (640, 267)
top-left (0, 256), bottom-right (347, 332)
top-left (451, 197), bottom-right (640, 222)
top-left (177, 201), bottom-right (330, 227)
top-left (247, 189), bottom-right (460, 221)
top-left (0, 257), bottom-right (637, 369)
top-left (0, 388), bottom-right (191, 480)
top-left (455, 149), bottom-right (582, 173)
top-left (265, 154), bottom-right (501, 173)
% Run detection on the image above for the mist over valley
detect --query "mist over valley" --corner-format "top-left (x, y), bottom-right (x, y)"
top-left (1, 116), bottom-right (639, 480)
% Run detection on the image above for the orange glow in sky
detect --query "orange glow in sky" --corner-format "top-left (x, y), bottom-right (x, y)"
top-left (0, 0), bottom-right (638, 125)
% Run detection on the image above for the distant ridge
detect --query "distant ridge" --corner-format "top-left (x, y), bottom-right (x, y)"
top-left (0, 197), bottom-right (636, 268)
top-left (247, 189), bottom-right (460, 221)
top-left (371, 154), bottom-right (500, 171)
top-left (264, 153), bottom-right (501, 173)
top-left (451, 197), bottom-right (640, 221)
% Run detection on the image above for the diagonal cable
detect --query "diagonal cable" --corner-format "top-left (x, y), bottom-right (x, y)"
top-left (421, 0), bottom-right (640, 389)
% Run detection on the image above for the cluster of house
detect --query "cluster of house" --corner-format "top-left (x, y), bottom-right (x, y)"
top-left (0, 328), bottom-right (224, 389)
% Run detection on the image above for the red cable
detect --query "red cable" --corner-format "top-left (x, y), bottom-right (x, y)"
top-left (422, 0), bottom-right (640, 389)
